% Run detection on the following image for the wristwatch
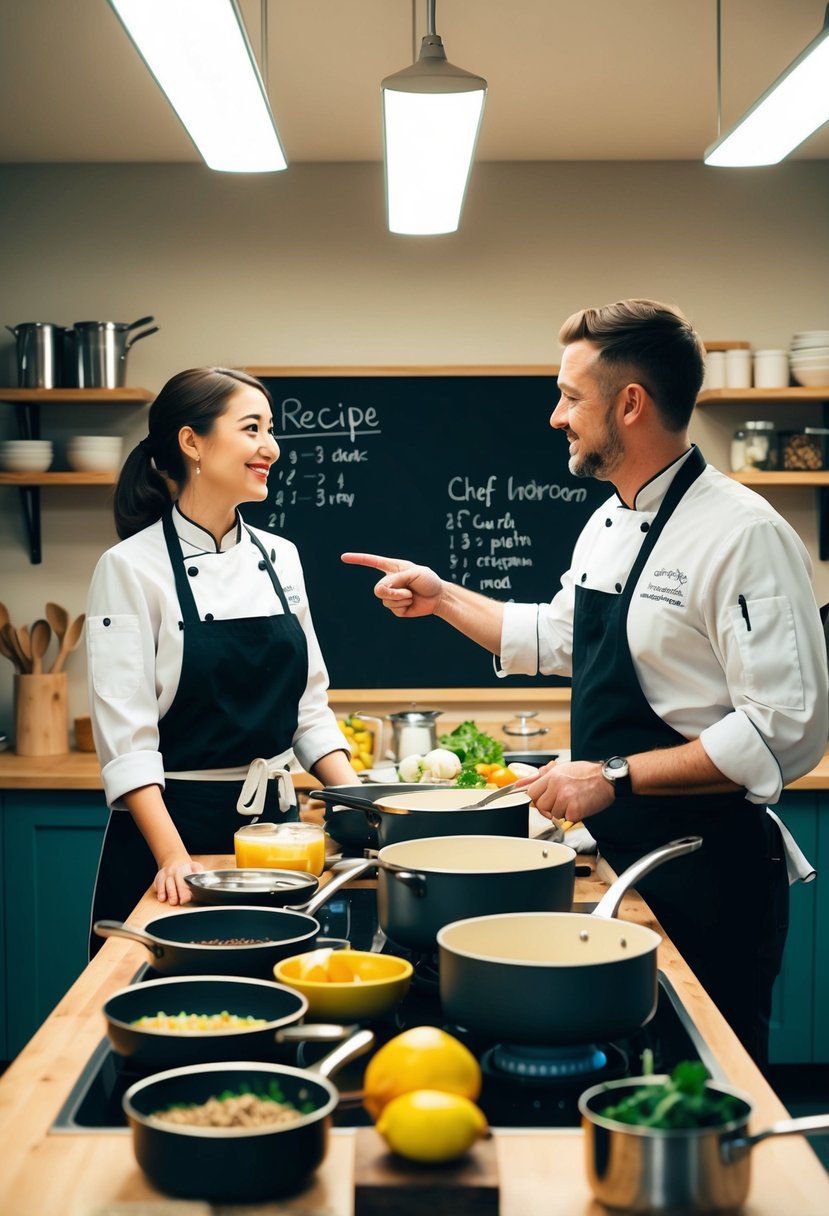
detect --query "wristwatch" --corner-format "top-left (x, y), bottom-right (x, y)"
top-left (601, 755), bottom-right (633, 797)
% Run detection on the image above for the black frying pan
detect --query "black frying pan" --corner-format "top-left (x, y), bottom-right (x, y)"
top-left (93, 859), bottom-right (371, 977)
top-left (103, 974), bottom-right (355, 1071)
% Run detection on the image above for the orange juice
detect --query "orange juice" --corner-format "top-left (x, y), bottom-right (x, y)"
top-left (234, 823), bottom-right (325, 876)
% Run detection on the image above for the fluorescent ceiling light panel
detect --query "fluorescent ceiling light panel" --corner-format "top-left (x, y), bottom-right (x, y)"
top-left (705, 8), bottom-right (829, 167)
top-left (108, 0), bottom-right (287, 172)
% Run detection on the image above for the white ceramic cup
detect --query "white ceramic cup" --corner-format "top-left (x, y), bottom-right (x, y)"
top-left (753, 350), bottom-right (790, 389)
top-left (725, 349), bottom-right (752, 389)
top-left (702, 351), bottom-right (726, 390)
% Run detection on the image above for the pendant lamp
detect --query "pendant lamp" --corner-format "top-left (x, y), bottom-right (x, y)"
top-left (382, 1), bottom-right (487, 235)
top-left (705, 1), bottom-right (829, 167)
top-left (107, 0), bottom-right (287, 173)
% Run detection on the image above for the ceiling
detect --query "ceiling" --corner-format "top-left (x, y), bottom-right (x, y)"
top-left (1, 0), bottom-right (828, 164)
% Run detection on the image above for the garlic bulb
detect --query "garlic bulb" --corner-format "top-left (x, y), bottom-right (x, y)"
top-left (397, 754), bottom-right (425, 783)
top-left (421, 748), bottom-right (462, 781)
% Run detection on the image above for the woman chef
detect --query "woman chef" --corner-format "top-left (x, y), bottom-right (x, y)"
top-left (87, 367), bottom-right (355, 952)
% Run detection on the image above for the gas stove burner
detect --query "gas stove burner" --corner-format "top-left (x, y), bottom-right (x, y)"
top-left (410, 952), bottom-right (440, 989)
top-left (488, 1042), bottom-right (608, 1079)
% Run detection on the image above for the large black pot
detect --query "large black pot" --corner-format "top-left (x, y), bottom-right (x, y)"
top-left (437, 837), bottom-right (701, 1045)
top-left (377, 834), bottom-right (576, 952)
top-left (123, 1029), bottom-right (374, 1203)
top-left (103, 974), bottom-right (355, 1071)
top-left (93, 859), bottom-right (371, 977)
top-left (318, 782), bottom-right (426, 849)
top-left (318, 786), bottom-right (531, 848)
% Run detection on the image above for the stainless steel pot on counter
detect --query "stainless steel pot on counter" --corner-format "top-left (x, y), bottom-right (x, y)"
top-left (68, 316), bottom-right (159, 387)
top-left (579, 1075), bottom-right (829, 1213)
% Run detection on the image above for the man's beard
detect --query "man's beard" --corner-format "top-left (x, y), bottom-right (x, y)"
top-left (568, 406), bottom-right (624, 480)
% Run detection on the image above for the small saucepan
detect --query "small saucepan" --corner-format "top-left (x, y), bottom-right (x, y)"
top-left (318, 786), bottom-right (531, 848)
top-left (123, 1028), bottom-right (375, 1203)
top-left (437, 836), bottom-right (701, 1045)
top-left (579, 1075), bottom-right (829, 1213)
top-left (93, 858), bottom-right (371, 978)
top-left (376, 834), bottom-right (576, 952)
top-left (103, 974), bottom-right (357, 1072)
top-left (317, 782), bottom-right (426, 849)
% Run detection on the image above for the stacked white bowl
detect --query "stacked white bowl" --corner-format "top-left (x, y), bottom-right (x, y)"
top-left (0, 439), bottom-right (54, 472)
top-left (67, 435), bottom-right (123, 472)
top-left (790, 331), bottom-right (829, 387)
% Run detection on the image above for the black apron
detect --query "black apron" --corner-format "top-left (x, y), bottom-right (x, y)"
top-left (90, 513), bottom-right (309, 954)
top-left (570, 447), bottom-right (788, 1067)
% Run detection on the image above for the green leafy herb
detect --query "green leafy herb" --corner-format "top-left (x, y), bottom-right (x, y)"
top-left (455, 767), bottom-right (487, 788)
top-left (439, 721), bottom-right (504, 772)
top-left (599, 1060), bottom-right (744, 1130)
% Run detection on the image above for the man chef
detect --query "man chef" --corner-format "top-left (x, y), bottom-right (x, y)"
top-left (343, 298), bottom-right (829, 1068)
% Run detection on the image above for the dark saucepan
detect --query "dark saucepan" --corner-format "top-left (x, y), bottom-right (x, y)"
top-left (318, 786), bottom-right (531, 848)
top-left (123, 1029), bottom-right (374, 1203)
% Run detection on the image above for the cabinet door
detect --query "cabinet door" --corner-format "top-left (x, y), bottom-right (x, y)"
top-left (768, 793), bottom-right (818, 1064)
top-left (2, 793), bottom-right (108, 1060)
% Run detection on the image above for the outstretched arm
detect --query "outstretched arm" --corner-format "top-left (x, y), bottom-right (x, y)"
top-left (341, 552), bottom-right (505, 655)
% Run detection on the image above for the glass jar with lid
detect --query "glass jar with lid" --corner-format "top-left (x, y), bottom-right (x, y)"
top-left (739, 421), bottom-right (777, 471)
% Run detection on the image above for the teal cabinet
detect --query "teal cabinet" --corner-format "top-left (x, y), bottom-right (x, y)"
top-left (1, 792), bottom-right (108, 1061)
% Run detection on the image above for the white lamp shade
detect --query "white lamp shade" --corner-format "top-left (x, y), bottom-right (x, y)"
top-left (705, 14), bottom-right (829, 167)
top-left (108, 0), bottom-right (287, 173)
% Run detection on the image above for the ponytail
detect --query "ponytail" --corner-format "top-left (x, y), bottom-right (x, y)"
top-left (113, 442), bottom-right (173, 539)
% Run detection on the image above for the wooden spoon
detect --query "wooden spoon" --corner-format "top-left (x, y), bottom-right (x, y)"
top-left (16, 624), bottom-right (32, 663)
top-left (45, 602), bottom-right (68, 647)
top-left (30, 618), bottom-right (51, 676)
top-left (1, 623), bottom-right (29, 673)
top-left (51, 613), bottom-right (85, 674)
top-left (0, 621), bottom-right (20, 669)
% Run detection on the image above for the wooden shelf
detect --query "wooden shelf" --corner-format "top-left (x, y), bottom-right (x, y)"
top-left (698, 387), bottom-right (829, 404)
top-left (0, 471), bottom-right (116, 486)
top-left (729, 471), bottom-right (829, 486)
top-left (0, 388), bottom-right (150, 562)
top-left (0, 387), bottom-right (153, 404)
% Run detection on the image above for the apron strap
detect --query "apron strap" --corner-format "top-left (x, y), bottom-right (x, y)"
top-left (243, 524), bottom-right (294, 615)
top-left (162, 508), bottom-right (203, 625)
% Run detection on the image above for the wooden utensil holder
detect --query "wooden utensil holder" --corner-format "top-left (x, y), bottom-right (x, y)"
top-left (14, 673), bottom-right (69, 756)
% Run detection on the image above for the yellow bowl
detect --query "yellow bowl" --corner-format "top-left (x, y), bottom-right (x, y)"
top-left (274, 950), bottom-right (413, 1019)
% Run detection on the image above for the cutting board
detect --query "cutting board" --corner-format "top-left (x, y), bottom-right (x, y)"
top-left (353, 1127), bottom-right (499, 1216)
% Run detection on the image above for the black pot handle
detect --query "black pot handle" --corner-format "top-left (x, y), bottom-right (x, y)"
top-left (390, 869), bottom-right (427, 898)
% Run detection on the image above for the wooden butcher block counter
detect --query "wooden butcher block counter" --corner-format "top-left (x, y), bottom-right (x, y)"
top-left (0, 860), bottom-right (827, 1216)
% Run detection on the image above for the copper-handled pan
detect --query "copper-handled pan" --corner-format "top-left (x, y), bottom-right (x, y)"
top-left (437, 836), bottom-right (701, 1046)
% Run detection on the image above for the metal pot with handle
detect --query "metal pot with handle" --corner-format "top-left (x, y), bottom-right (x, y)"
top-left (69, 315), bottom-right (159, 387)
top-left (6, 322), bottom-right (64, 388)
top-left (377, 833), bottom-right (576, 952)
top-left (356, 708), bottom-right (443, 762)
top-left (579, 1075), bottom-right (829, 1213)
top-left (317, 786), bottom-right (531, 848)
top-left (437, 836), bottom-right (701, 1045)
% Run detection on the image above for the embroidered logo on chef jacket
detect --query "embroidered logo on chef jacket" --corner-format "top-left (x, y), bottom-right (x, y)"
top-left (640, 564), bottom-right (688, 608)
top-left (281, 583), bottom-right (301, 606)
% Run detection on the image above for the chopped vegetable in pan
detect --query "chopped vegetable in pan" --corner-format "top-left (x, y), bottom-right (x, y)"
top-left (131, 1010), bottom-right (269, 1032)
top-left (153, 1081), bottom-right (315, 1127)
top-left (598, 1059), bottom-right (744, 1129)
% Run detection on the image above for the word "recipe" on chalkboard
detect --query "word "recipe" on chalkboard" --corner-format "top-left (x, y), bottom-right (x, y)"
top-left (246, 369), bottom-right (608, 690)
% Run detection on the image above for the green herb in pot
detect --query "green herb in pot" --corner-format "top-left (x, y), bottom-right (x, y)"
top-left (599, 1060), bottom-right (744, 1130)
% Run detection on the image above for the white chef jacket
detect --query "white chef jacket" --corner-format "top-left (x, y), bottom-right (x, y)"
top-left (499, 450), bottom-right (829, 808)
top-left (86, 506), bottom-right (348, 809)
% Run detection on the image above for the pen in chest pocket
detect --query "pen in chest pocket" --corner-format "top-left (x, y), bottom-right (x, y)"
top-left (738, 594), bottom-right (752, 631)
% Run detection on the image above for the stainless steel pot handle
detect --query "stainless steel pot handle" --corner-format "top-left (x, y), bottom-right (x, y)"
top-left (593, 836), bottom-right (703, 920)
top-left (308, 1028), bottom-right (376, 1080)
top-left (275, 1023), bottom-right (359, 1045)
top-left (723, 1112), bottom-right (829, 1161)
top-left (92, 919), bottom-right (164, 959)
top-left (300, 857), bottom-right (376, 918)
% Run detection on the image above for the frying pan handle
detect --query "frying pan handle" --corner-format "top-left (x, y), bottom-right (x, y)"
top-left (309, 1027), bottom-right (376, 1081)
top-left (275, 1022), bottom-right (359, 1045)
top-left (92, 919), bottom-right (164, 958)
top-left (724, 1112), bottom-right (829, 1160)
top-left (301, 857), bottom-right (377, 918)
top-left (317, 789), bottom-right (378, 815)
top-left (593, 836), bottom-right (703, 920)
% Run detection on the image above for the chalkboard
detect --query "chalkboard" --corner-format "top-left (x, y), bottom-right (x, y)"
top-left (244, 369), bottom-right (608, 690)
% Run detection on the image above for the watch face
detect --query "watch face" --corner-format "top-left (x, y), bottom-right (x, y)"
top-left (606, 757), bottom-right (628, 773)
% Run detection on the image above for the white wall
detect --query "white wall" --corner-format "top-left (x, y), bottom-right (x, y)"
top-left (1, 160), bottom-right (828, 735)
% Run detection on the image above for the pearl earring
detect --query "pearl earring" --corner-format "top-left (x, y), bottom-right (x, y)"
top-left (195, 457), bottom-right (201, 476)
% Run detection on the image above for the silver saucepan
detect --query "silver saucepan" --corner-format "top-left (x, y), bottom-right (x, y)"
top-left (579, 1074), bottom-right (829, 1213)
top-left (437, 836), bottom-right (701, 1045)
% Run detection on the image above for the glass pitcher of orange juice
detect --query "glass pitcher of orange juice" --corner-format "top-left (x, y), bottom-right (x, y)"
top-left (234, 822), bottom-right (325, 876)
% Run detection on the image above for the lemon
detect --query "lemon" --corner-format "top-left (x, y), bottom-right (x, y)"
top-left (296, 948), bottom-right (333, 981)
top-left (376, 1089), bottom-right (488, 1162)
top-left (362, 1026), bottom-right (481, 1121)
